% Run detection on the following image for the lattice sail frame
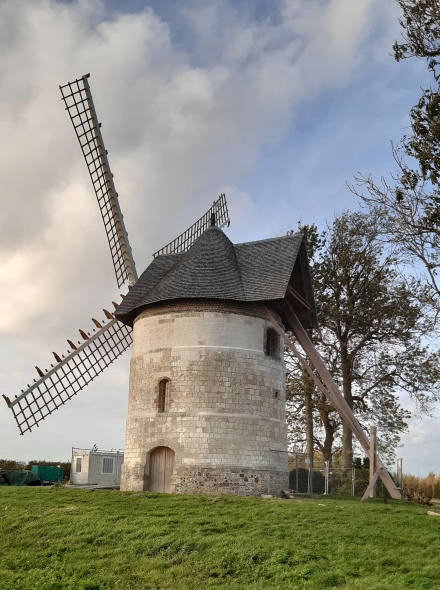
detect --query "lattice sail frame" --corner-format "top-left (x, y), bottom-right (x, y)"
top-left (6, 75), bottom-right (231, 434)
top-left (153, 193), bottom-right (230, 258)
top-left (60, 74), bottom-right (137, 287)
top-left (3, 314), bottom-right (132, 435)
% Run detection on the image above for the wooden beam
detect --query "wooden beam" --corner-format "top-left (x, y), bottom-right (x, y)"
top-left (263, 304), bottom-right (402, 501)
top-left (267, 313), bottom-right (357, 437)
top-left (287, 286), bottom-right (311, 310)
top-left (361, 468), bottom-right (382, 502)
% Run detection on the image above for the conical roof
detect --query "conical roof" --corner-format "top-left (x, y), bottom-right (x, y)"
top-left (115, 227), bottom-right (317, 329)
top-left (145, 227), bottom-right (245, 302)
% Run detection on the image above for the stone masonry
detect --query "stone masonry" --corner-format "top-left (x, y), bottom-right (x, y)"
top-left (120, 300), bottom-right (289, 496)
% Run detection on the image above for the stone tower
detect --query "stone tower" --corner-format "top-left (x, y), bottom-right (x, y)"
top-left (115, 227), bottom-right (316, 496)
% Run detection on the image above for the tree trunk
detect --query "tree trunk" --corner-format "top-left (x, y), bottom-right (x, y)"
top-left (319, 402), bottom-right (335, 466)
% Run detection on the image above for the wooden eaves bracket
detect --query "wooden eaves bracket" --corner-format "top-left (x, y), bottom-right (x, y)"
top-left (263, 303), bottom-right (402, 501)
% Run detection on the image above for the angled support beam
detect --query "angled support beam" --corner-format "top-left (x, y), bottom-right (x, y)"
top-left (263, 304), bottom-right (402, 501)
top-left (361, 468), bottom-right (382, 502)
top-left (287, 286), bottom-right (311, 311)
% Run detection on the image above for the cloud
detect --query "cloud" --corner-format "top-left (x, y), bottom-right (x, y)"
top-left (0, 0), bottom-right (398, 256)
top-left (400, 412), bottom-right (440, 475)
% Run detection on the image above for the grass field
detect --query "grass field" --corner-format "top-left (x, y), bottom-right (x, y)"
top-left (1, 488), bottom-right (440, 589)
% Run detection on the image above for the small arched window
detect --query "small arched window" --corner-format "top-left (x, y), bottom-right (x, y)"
top-left (265, 328), bottom-right (280, 359)
top-left (158, 379), bottom-right (169, 413)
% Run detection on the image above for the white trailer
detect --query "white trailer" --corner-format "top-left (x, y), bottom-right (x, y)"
top-left (71, 447), bottom-right (124, 486)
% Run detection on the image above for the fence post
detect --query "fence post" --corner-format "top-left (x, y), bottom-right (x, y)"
top-left (396, 458), bottom-right (403, 490)
top-left (305, 457), bottom-right (311, 494)
top-left (351, 468), bottom-right (355, 496)
top-left (115, 450), bottom-right (119, 486)
top-left (369, 426), bottom-right (377, 498)
top-left (325, 461), bottom-right (329, 495)
top-left (295, 453), bottom-right (299, 492)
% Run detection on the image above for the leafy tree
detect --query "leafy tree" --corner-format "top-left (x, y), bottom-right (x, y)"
top-left (286, 211), bottom-right (440, 468)
top-left (393, 0), bottom-right (440, 74)
top-left (354, 0), bottom-right (440, 317)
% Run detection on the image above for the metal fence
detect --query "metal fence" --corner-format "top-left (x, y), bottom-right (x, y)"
top-left (288, 453), bottom-right (372, 496)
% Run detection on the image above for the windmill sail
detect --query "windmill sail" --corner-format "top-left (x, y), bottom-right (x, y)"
top-left (60, 74), bottom-right (137, 287)
top-left (3, 311), bottom-right (132, 435)
top-left (153, 193), bottom-right (230, 258)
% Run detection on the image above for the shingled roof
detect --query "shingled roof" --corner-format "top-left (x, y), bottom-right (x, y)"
top-left (115, 227), bottom-right (317, 330)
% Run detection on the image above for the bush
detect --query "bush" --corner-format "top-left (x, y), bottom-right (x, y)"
top-left (0, 459), bottom-right (26, 471)
top-left (403, 472), bottom-right (440, 503)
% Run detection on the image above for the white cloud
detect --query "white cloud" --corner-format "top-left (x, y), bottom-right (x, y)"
top-left (400, 412), bottom-right (440, 475)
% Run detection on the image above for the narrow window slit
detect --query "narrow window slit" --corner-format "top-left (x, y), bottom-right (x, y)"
top-left (265, 328), bottom-right (280, 359)
top-left (158, 379), bottom-right (169, 413)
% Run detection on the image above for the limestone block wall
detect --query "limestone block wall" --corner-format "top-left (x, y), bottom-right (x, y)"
top-left (120, 300), bottom-right (289, 496)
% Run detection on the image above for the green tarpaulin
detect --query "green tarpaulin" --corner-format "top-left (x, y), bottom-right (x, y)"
top-left (30, 465), bottom-right (64, 483)
top-left (1, 470), bottom-right (41, 486)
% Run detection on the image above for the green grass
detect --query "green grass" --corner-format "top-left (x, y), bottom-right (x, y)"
top-left (1, 488), bottom-right (439, 589)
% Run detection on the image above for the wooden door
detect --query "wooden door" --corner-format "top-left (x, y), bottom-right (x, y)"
top-left (149, 447), bottom-right (175, 493)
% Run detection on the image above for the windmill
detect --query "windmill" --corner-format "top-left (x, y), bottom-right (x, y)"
top-left (3, 74), bottom-right (402, 499)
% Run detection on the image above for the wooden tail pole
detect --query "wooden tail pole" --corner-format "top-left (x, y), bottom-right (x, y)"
top-left (263, 304), bottom-right (402, 501)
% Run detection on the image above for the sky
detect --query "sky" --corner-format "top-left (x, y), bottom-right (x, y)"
top-left (0, 0), bottom-right (438, 477)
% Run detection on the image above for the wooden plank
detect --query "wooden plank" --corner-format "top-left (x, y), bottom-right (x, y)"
top-left (264, 308), bottom-right (364, 446)
top-left (263, 304), bottom-right (402, 501)
top-left (149, 446), bottom-right (175, 493)
top-left (288, 286), bottom-right (311, 310)
top-left (361, 468), bottom-right (382, 502)
top-left (149, 447), bottom-right (165, 492)
top-left (285, 307), bottom-right (370, 449)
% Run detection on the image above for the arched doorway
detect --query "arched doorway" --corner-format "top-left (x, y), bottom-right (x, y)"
top-left (149, 447), bottom-right (175, 493)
